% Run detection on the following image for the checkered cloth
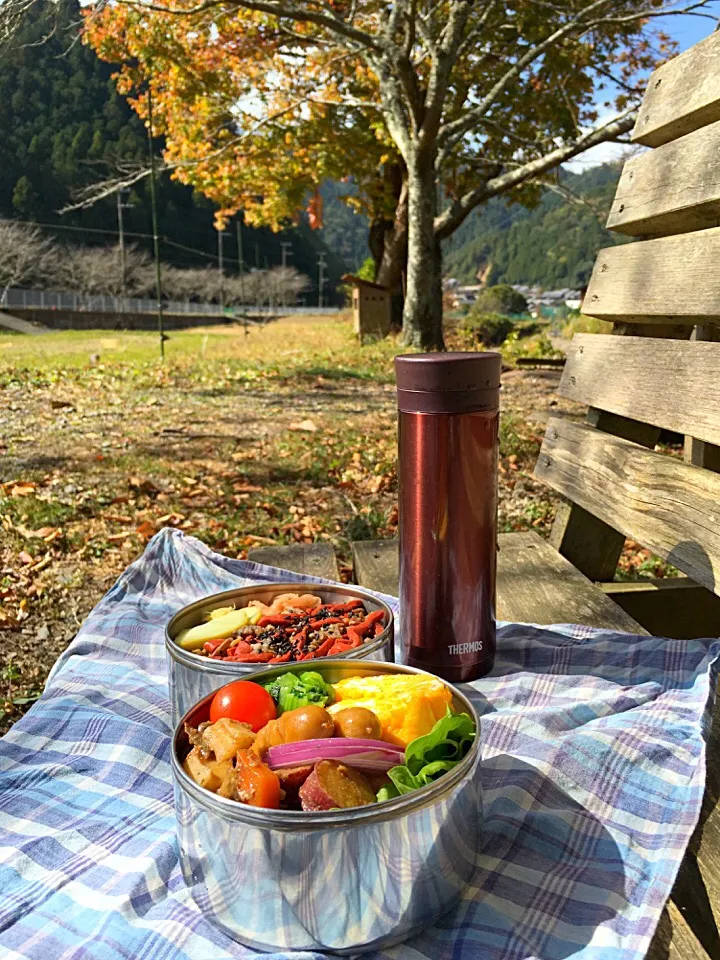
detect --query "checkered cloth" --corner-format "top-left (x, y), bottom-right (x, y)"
top-left (1, 528), bottom-right (718, 960)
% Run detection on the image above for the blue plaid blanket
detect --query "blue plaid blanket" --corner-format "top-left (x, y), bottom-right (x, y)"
top-left (1, 528), bottom-right (718, 960)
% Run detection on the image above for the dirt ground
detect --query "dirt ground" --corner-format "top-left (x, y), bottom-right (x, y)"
top-left (0, 315), bottom-right (659, 731)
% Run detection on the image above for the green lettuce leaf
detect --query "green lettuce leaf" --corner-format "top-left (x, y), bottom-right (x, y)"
top-left (262, 670), bottom-right (335, 714)
top-left (387, 765), bottom-right (421, 795)
top-left (404, 708), bottom-right (476, 776)
top-left (376, 782), bottom-right (401, 803)
top-left (376, 709), bottom-right (476, 802)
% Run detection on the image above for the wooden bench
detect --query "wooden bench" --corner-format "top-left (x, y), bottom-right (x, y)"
top-left (250, 32), bottom-right (720, 960)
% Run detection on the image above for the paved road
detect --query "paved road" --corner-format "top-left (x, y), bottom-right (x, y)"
top-left (0, 311), bottom-right (50, 335)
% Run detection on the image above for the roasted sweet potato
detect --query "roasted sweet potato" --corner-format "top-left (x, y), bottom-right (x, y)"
top-left (277, 764), bottom-right (314, 806)
top-left (298, 760), bottom-right (376, 811)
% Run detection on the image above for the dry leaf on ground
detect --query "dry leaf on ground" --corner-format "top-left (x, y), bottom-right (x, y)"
top-left (288, 419), bottom-right (318, 433)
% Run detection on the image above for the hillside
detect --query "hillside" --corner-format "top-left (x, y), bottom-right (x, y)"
top-left (0, 0), bottom-right (345, 300)
top-left (318, 164), bottom-right (630, 289)
top-left (444, 164), bottom-right (627, 289)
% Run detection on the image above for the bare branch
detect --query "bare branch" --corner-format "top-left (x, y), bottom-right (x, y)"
top-left (437, 0), bottom-right (716, 152)
top-left (420, 0), bottom-right (475, 149)
top-left (435, 109), bottom-right (636, 239)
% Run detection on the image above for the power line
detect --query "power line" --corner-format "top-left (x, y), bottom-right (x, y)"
top-left (1, 215), bottom-right (154, 240)
top-left (162, 237), bottom-right (220, 263)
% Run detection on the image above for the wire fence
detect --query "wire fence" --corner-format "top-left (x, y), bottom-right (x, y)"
top-left (1, 287), bottom-right (341, 318)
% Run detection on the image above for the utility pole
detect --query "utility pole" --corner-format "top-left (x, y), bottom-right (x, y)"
top-left (280, 241), bottom-right (292, 307)
top-left (217, 227), bottom-right (231, 315)
top-left (318, 253), bottom-right (327, 309)
top-left (116, 189), bottom-right (132, 306)
top-left (236, 218), bottom-right (248, 336)
top-left (146, 80), bottom-right (165, 361)
top-left (265, 257), bottom-right (274, 314)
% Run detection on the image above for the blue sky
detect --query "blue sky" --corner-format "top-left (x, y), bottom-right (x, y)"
top-left (661, 4), bottom-right (720, 48)
top-left (568, 4), bottom-right (720, 169)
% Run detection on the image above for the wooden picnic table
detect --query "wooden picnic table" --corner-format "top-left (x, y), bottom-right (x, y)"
top-left (250, 534), bottom-right (644, 634)
top-left (254, 28), bottom-right (720, 958)
top-left (249, 536), bottom-right (718, 960)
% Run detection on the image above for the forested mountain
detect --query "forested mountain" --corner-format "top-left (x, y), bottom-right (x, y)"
top-left (318, 164), bottom-right (629, 288)
top-left (319, 181), bottom-right (369, 272)
top-left (0, 0), bottom-right (344, 300)
top-left (444, 164), bottom-right (627, 289)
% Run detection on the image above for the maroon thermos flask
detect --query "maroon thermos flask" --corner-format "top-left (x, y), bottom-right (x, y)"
top-left (395, 352), bottom-right (501, 683)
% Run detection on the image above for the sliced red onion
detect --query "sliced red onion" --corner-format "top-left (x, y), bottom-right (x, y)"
top-left (266, 738), bottom-right (405, 772)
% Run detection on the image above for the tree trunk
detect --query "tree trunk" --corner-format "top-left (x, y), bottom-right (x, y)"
top-left (401, 156), bottom-right (444, 350)
top-left (375, 177), bottom-right (408, 330)
top-left (368, 164), bottom-right (408, 330)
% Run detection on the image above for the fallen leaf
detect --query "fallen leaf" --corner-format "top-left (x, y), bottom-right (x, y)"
top-left (16, 525), bottom-right (62, 543)
top-left (156, 512), bottom-right (186, 525)
top-left (17, 551), bottom-right (34, 565)
top-left (128, 477), bottom-right (159, 496)
top-left (9, 483), bottom-right (37, 498)
top-left (36, 526), bottom-right (60, 539)
top-left (136, 520), bottom-right (157, 540)
top-left (288, 419), bottom-right (318, 433)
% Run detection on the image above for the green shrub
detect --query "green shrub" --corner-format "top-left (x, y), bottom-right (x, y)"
top-left (561, 314), bottom-right (613, 338)
top-left (501, 330), bottom-right (564, 364)
top-left (472, 284), bottom-right (529, 316)
top-left (461, 311), bottom-right (514, 346)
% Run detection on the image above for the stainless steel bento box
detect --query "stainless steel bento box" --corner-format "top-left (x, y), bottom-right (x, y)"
top-left (172, 659), bottom-right (481, 955)
top-left (166, 583), bottom-right (395, 727)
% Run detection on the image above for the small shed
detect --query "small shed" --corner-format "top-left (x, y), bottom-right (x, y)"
top-left (343, 274), bottom-right (391, 340)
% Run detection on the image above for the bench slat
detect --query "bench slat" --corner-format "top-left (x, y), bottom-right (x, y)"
top-left (600, 579), bottom-right (720, 641)
top-left (247, 543), bottom-right (339, 580)
top-left (351, 533), bottom-right (645, 633)
top-left (633, 29), bottom-right (720, 148)
top-left (547, 402), bottom-right (666, 584)
top-left (608, 121), bottom-right (720, 237)
top-left (670, 676), bottom-right (720, 957)
top-left (646, 901), bottom-right (711, 960)
top-left (560, 334), bottom-right (720, 447)
top-left (495, 532), bottom-right (645, 632)
top-left (536, 419), bottom-right (720, 596)
top-left (351, 540), bottom-right (399, 597)
top-left (584, 227), bottom-right (720, 324)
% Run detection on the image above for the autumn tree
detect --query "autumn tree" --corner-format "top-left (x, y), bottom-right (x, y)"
top-left (83, 0), bottom-right (714, 348)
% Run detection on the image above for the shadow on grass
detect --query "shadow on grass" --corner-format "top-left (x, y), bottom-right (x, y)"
top-left (2, 453), bottom-right (77, 475)
top-left (290, 365), bottom-right (389, 382)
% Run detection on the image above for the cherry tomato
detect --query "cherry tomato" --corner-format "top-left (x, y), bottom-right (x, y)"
top-left (235, 749), bottom-right (281, 808)
top-left (209, 680), bottom-right (277, 730)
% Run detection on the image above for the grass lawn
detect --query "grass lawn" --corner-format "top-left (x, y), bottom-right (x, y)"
top-left (3, 312), bottom-right (640, 730)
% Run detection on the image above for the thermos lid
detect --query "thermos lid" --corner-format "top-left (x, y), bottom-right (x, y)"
top-left (395, 352), bottom-right (501, 414)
